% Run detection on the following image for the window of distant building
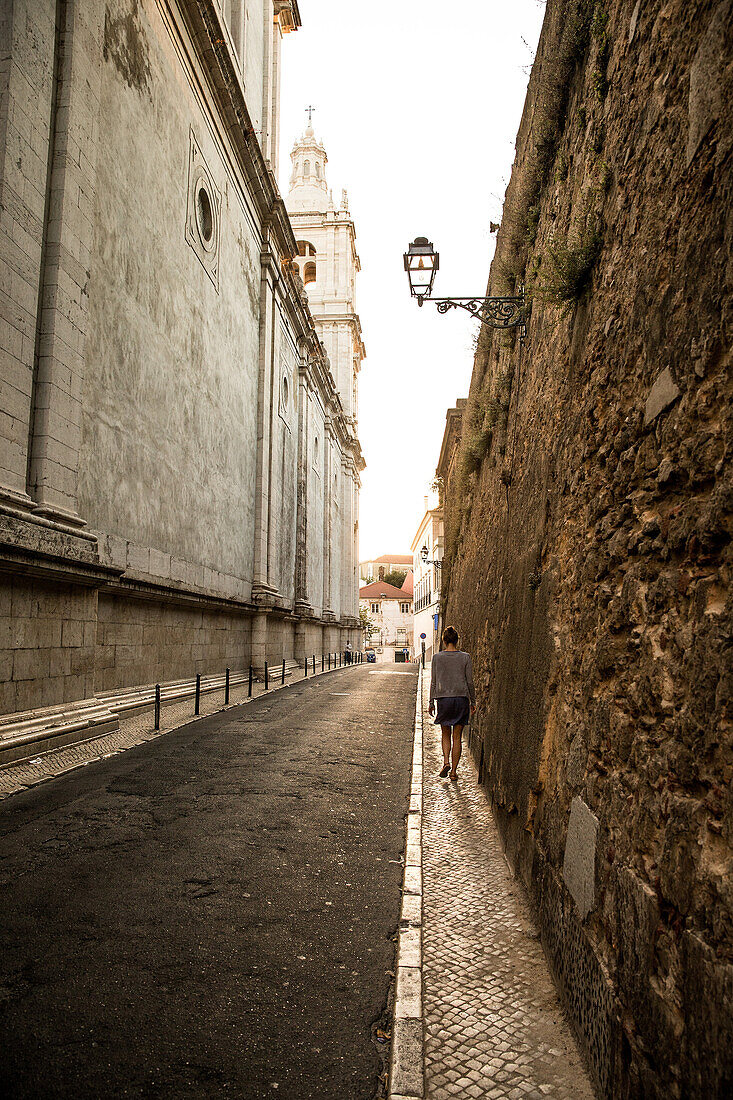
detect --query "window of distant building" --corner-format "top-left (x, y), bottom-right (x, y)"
top-left (304, 160), bottom-right (310, 176)
top-left (297, 241), bottom-right (316, 257)
top-left (304, 262), bottom-right (316, 285)
top-left (315, 162), bottom-right (321, 178)
top-left (401, 603), bottom-right (410, 613)
top-left (371, 603), bottom-right (379, 614)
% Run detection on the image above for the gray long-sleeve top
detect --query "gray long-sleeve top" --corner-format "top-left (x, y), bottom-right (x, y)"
top-left (429, 650), bottom-right (476, 706)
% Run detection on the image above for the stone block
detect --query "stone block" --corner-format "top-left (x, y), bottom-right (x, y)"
top-left (13, 648), bottom-right (49, 681)
top-left (644, 367), bottom-right (680, 426)
top-left (563, 796), bottom-right (599, 919)
top-left (106, 622), bottom-right (143, 647)
top-left (48, 647), bottom-right (72, 678)
top-left (126, 542), bottom-right (151, 574)
top-left (70, 647), bottom-right (94, 675)
top-left (93, 644), bottom-right (115, 671)
top-left (61, 619), bottom-right (84, 647)
top-left (148, 548), bottom-right (171, 579)
top-left (390, 1018), bottom-right (423, 1098)
top-left (0, 648), bottom-right (13, 681)
top-left (0, 679), bottom-right (18, 719)
top-left (62, 674), bottom-right (87, 704)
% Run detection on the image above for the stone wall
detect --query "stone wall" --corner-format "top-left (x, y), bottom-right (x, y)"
top-left (440, 1), bottom-right (732, 1096)
top-left (0, 0), bottom-right (361, 717)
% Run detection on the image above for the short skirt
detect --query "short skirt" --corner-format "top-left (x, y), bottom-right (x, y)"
top-left (433, 696), bottom-right (471, 728)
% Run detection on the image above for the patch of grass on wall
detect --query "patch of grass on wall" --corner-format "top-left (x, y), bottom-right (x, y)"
top-left (536, 219), bottom-right (602, 306)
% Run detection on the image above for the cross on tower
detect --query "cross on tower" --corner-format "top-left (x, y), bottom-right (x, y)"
top-left (305, 105), bottom-right (316, 122)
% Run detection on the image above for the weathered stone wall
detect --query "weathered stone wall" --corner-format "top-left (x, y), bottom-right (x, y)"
top-left (441, 1), bottom-right (732, 1096)
top-left (94, 593), bottom-right (252, 693)
top-left (0, 576), bottom-right (97, 715)
top-left (0, 0), bottom-right (361, 717)
top-left (82, 0), bottom-right (262, 582)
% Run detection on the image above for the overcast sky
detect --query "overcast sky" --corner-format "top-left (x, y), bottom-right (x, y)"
top-left (279, 1), bottom-right (546, 561)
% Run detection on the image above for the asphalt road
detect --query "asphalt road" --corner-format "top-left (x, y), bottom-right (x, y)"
top-left (0, 663), bottom-right (418, 1099)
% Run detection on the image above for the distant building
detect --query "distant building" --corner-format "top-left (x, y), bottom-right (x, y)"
top-left (359, 554), bottom-right (413, 584)
top-left (359, 581), bottom-right (413, 653)
top-left (411, 499), bottom-right (443, 661)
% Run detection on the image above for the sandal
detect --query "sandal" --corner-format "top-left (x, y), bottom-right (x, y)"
top-left (439, 764), bottom-right (450, 778)
top-left (449, 771), bottom-right (458, 781)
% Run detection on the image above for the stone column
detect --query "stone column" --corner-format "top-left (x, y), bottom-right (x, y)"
top-left (293, 351), bottom-right (311, 615)
top-left (322, 420), bottom-right (333, 615)
top-left (252, 243), bottom-right (278, 599)
top-left (0, 0), bottom-right (56, 510)
top-left (28, 0), bottom-right (105, 526)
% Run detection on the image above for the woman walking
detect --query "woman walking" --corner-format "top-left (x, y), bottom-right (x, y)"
top-left (428, 626), bottom-right (476, 781)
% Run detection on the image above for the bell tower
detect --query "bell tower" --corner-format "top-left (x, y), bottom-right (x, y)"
top-left (286, 119), bottom-right (365, 425)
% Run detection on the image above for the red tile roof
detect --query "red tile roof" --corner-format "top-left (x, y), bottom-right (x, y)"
top-left (401, 571), bottom-right (414, 595)
top-left (369, 554), bottom-right (413, 565)
top-left (359, 581), bottom-right (413, 600)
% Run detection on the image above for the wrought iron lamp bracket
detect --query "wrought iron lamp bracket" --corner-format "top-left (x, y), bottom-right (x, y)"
top-left (418, 288), bottom-right (527, 341)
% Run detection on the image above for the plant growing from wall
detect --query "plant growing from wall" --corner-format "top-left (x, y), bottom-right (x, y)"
top-left (382, 569), bottom-right (407, 589)
top-left (536, 217), bottom-right (602, 307)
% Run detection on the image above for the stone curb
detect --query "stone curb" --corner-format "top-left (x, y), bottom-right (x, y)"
top-left (388, 664), bottom-right (425, 1099)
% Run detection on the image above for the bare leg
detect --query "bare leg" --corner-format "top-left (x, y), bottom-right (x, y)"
top-left (450, 725), bottom-right (463, 777)
top-left (441, 726), bottom-right (451, 769)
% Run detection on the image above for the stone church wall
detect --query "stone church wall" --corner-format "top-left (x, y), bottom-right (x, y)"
top-left (440, 1), bottom-right (732, 1096)
top-left (0, 0), bottom-right (361, 723)
top-left (81, 0), bottom-right (261, 587)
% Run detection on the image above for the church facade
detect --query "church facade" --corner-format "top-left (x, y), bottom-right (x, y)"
top-left (0, 0), bottom-right (362, 731)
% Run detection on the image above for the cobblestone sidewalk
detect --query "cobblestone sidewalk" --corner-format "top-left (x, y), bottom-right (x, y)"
top-left (421, 675), bottom-right (595, 1099)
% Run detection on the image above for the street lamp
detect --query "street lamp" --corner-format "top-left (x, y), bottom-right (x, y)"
top-left (404, 237), bottom-right (526, 337)
top-left (420, 544), bottom-right (442, 572)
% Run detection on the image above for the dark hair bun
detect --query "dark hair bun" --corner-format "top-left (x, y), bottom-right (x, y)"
top-left (442, 626), bottom-right (459, 646)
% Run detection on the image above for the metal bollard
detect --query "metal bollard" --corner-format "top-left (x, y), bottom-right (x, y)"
top-left (195, 673), bottom-right (201, 715)
top-left (304, 656), bottom-right (308, 677)
top-left (248, 665), bottom-right (253, 698)
top-left (265, 661), bottom-right (268, 691)
top-left (225, 667), bottom-right (230, 705)
top-left (312, 654), bottom-right (316, 674)
top-left (154, 684), bottom-right (161, 730)
top-left (321, 654), bottom-right (324, 672)
top-left (282, 658), bottom-right (285, 685)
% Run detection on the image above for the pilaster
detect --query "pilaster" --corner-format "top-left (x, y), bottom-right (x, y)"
top-left (252, 241), bottom-right (279, 602)
top-left (0, 0), bottom-right (55, 510)
top-left (294, 348), bottom-right (313, 613)
top-left (28, 0), bottom-right (105, 527)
